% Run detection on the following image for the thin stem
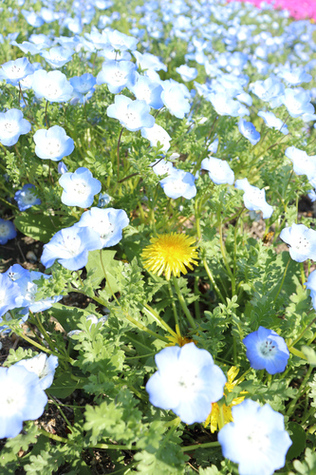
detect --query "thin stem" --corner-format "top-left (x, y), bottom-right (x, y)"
top-left (218, 210), bottom-right (235, 295)
top-left (288, 316), bottom-right (316, 350)
top-left (203, 258), bottom-right (226, 304)
top-left (143, 303), bottom-right (177, 337)
top-left (286, 366), bottom-right (313, 417)
top-left (194, 276), bottom-right (201, 321)
top-left (172, 276), bottom-right (196, 329)
top-left (117, 127), bottom-right (124, 181)
top-left (168, 281), bottom-right (180, 330)
top-left (272, 256), bottom-right (291, 304)
top-left (182, 441), bottom-right (220, 452)
top-left (45, 100), bottom-right (50, 128)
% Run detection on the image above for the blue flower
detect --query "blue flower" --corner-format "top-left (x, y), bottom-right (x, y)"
top-left (280, 223), bottom-right (316, 262)
top-left (0, 109), bottom-right (31, 147)
top-left (258, 111), bottom-right (289, 135)
top-left (14, 184), bottom-right (41, 211)
top-left (285, 146), bottom-right (316, 182)
top-left (243, 326), bottom-right (290, 374)
top-left (238, 119), bottom-right (260, 145)
top-left (0, 273), bottom-right (21, 318)
top-left (0, 57), bottom-right (34, 86)
top-left (235, 178), bottom-right (273, 219)
top-left (32, 70), bottom-right (73, 103)
top-left (0, 365), bottom-right (47, 439)
top-left (41, 46), bottom-right (74, 69)
top-left (5, 264), bottom-right (63, 313)
top-left (208, 92), bottom-right (249, 117)
top-left (146, 342), bottom-right (226, 425)
top-left (96, 60), bottom-right (137, 94)
top-left (281, 88), bottom-right (314, 118)
top-left (74, 207), bottom-right (129, 248)
top-left (15, 353), bottom-right (58, 390)
top-left (218, 399), bottom-right (292, 475)
top-left (160, 169), bottom-right (196, 200)
top-left (133, 51), bottom-right (167, 71)
top-left (0, 218), bottom-right (17, 244)
top-left (59, 167), bottom-right (101, 208)
top-left (176, 64), bottom-right (198, 82)
top-left (107, 95), bottom-right (155, 132)
top-left (41, 225), bottom-right (101, 270)
top-left (141, 124), bottom-right (171, 152)
top-left (33, 125), bottom-right (74, 161)
top-left (130, 75), bottom-right (164, 109)
top-left (305, 270), bottom-right (316, 310)
top-left (97, 193), bottom-right (112, 208)
top-left (161, 80), bottom-right (191, 119)
top-left (201, 157), bottom-right (234, 185)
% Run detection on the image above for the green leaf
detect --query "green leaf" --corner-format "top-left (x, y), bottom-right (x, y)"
top-left (48, 371), bottom-right (84, 399)
top-left (302, 346), bottom-right (316, 366)
top-left (14, 214), bottom-right (76, 243)
top-left (85, 249), bottom-right (123, 295)
top-left (290, 448), bottom-right (316, 474)
top-left (287, 422), bottom-right (306, 460)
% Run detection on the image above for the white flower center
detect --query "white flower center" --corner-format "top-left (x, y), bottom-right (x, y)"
top-left (45, 139), bottom-right (61, 156)
top-left (0, 379), bottom-right (27, 417)
top-left (293, 235), bottom-right (310, 253)
top-left (258, 339), bottom-right (277, 359)
top-left (2, 121), bottom-right (18, 138)
top-left (0, 223), bottom-right (9, 236)
top-left (72, 179), bottom-right (89, 196)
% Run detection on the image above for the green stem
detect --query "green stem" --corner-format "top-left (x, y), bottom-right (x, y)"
top-left (168, 281), bottom-right (180, 330)
top-left (272, 256), bottom-right (291, 304)
top-left (143, 303), bottom-right (177, 337)
top-left (203, 258), bottom-right (226, 304)
top-left (194, 276), bottom-right (201, 321)
top-left (286, 366), bottom-right (313, 417)
top-left (288, 317), bottom-right (316, 350)
top-left (172, 276), bottom-right (196, 329)
top-left (218, 211), bottom-right (235, 295)
top-left (117, 127), bottom-right (124, 181)
top-left (182, 441), bottom-right (220, 452)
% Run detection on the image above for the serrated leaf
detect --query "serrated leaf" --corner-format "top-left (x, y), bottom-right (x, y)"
top-left (85, 249), bottom-right (123, 294)
top-left (302, 346), bottom-right (316, 366)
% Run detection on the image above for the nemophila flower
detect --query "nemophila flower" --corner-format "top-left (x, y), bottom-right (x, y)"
top-left (205, 366), bottom-right (246, 433)
top-left (32, 70), bottom-right (73, 103)
top-left (0, 109), bottom-right (31, 147)
top-left (96, 60), bottom-right (137, 94)
top-left (258, 111), bottom-right (289, 135)
top-left (15, 353), bottom-right (58, 390)
top-left (249, 76), bottom-right (284, 108)
top-left (107, 29), bottom-right (138, 52)
top-left (41, 46), bottom-right (74, 69)
top-left (201, 157), bottom-right (235, 185)
top-left (34, 125), bottom-right (74, 161)
top-left (0, 218), bottom-right (17, 244)
top-left (5, 264), bottom-right (63, 313)
top-left (238, 119), bottom-right (260, 145)
top-left (281, 88), bottom-right (315, 118)
top-left (0, 365), bottom-right (47, 439)
top-left (141, 233), bottom-right (198, 281)
top-left (151, 159), bottom-right (175, 177)
top-left (14, 184), bottom-right (41, 211)
top-left (160, 169), bottom-right (196, 200)
top-left (243, 327), bottom-right (290, 374)
top-left (161, 80), bottom-right (191, 119)
top-left (285, 146), bottom-right (316, 181)
top-left (280, 223), bottom-right (316, 262)
top-left (133, 50), bottom-right (167, 71)
top-left (97, 192), bottom-right (111, 208)
top-left (277, 66), bottom-right (312, 86)
top-left (130, 75), bottom-right (164, 109)
top-left (305, 270), bottom-right (316, 310)
top-left (218, 399), bottom-right (292, 475)
top-left (58, 161), bottom-right (68, 174)
top-left (208, 92), bottom-right (249, 117)
top-left (0, 57), bottom-right (34, 86)
top-left (59, 167), bottom-right (101, 208)
top-left (176, 64), bottom-right (198, 82)
top-left (146, 343), bottom-right (226, 424)
top-left (21, 9), bottom-right (44, 27)
top-left (107, 95), bottom-right (155, 132)
top-left (74, 207), bottom-right (129, 248)
top-left (235, 178), bottom-right (273, 219)
top-left (0, 273), bottom-right (21, 318)
top-left (70, 73), bottom-right (96, 103)
top-left (41, 225), bottom-right (101, 270)
top-left (141, 124), bottom-right (171, 152)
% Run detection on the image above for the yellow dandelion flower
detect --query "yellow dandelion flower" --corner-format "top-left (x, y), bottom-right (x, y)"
top-left (141, 233), bottom-right (198, 281)
top-left (204, 366), bottom-right (246, 433)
